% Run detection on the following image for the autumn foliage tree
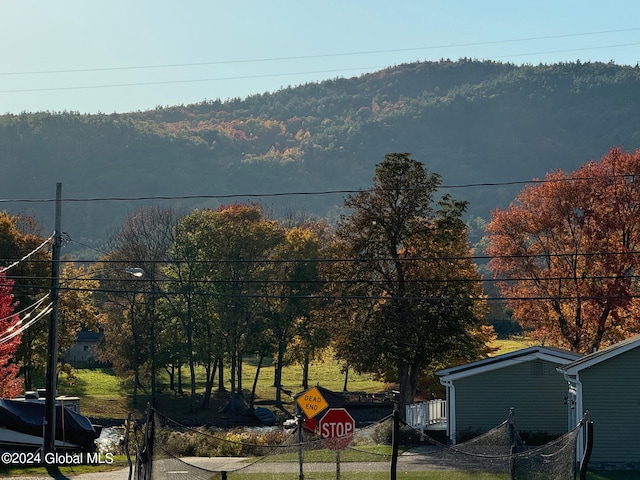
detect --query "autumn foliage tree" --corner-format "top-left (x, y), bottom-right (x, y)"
top-left (0, 212), bottom-right (50, 390)
top-left (487, 147), bottom-right (640, 353)
top-left (330, 153), bottom-right (491, 415)
top-left (0, 273), bottom-right (22, 398)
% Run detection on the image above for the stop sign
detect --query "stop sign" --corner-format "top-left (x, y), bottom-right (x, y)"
top-left (319, 408), bottom-right (355, 450)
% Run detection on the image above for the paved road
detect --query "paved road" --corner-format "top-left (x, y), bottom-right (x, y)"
top-left (3, 447), bottom-right (456, 479)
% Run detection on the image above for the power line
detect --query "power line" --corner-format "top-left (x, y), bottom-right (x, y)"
top-left (0, 66), bottom-right (386, 95)
top-left (0, 173), bottom-right (636, 205)
top-left (0, 302), bottom-right (52, 345)
top-left (0, 294), bottom-right (50, 324)
top-left (10, 282), bottom-right (640, 304)
top-left (1, 40), bottom-right (639, 96)
top-left (4, 246), bottom-right (640, 268)
top-left (2, 27), bottom-right (639, 77)
top-left (0, 235), bottom-right (53, 274)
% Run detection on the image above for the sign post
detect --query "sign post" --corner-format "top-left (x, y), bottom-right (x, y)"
top-left (295, 386), bottom-right (330, 480)
top-left (319, 408), bottom-right (355, 450)
top-left (296, 386), bottom-right (329, 419)
top-left (319, 408), bottom-right (355, 480)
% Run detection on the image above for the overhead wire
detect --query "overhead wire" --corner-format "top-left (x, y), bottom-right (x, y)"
top-left (0, 28), bottom-right (639, 95)
top-left (0, 235), bottom-right (53, 274)
top-left (0, 172), bottom-right (637, 205)
top-left (7, 282), bottom-right (640, 304)
top-left (0, 301), bottom-right (53, 345)
top-left (2, 27), bottom-right (639, 78)
top-left (0, 293), bottom-right (50, 324)
top-left (0, 173), bottom-right (639, 305)
top-left (7, 271), bottom-right (640, 289)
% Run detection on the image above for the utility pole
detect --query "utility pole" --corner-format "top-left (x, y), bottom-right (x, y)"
top-left (44, 183), bottom-right (62, 453)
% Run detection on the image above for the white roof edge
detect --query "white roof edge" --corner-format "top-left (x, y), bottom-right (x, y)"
top-left (437, 346), bottom-right (580, 381)
top-left (557, 334), bottom-right (640, 374)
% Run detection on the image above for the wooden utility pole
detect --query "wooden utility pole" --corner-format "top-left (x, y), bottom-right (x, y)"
top-left (44, 182), bottom-right (62, 453)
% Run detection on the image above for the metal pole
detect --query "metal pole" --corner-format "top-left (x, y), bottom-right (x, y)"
top-left (44, 182), bottom-right (62, 453)
top-left (390, 406), bottom-right (400, 480)
top-left (123, 413), bottom-right (133, 480)
top-left (579, 415), bottom-right (594, 480)
top-left (150, 279), bottom-right (156, 407)
top-left (297, 411), bottom-right (304, 480)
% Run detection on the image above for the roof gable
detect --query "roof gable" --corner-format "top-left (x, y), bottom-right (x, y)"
top-left (557, 334), bottom-right (640, 375)
top-left (437, 346), bottom-right (581, 382)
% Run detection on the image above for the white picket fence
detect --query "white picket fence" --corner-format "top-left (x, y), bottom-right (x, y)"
top-left (405, 399), bottom-right (447, 437)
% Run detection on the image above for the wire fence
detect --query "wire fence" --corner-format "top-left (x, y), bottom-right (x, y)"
top-left (127, 406), bottom-right (591, 480)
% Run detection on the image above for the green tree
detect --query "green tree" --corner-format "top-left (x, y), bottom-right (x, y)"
top-left (95, 260), bottom-right (147, 404)
top-left (98, 206), bottom-right (177, 406)
top-left (167, 209), bottom-right (226, 410)
top-left (207, 204), bottom-right (284, 410)
top-left (330, 153), bottom-right (492, 414)
top-left (57, 264), bottom-right (104, 385)
top-left (262, 226), bottom-right (324, 408)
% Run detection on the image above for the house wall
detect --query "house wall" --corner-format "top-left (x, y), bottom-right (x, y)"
top-left (454, 359), bottom-right (569, 440)
top-left (580, 347), bottom-right (640, 466)
top-left (65, 341), bottom-right (98, 364)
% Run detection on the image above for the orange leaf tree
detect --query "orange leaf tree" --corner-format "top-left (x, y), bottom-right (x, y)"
top-left (487, 147), bottom-right (640, 353)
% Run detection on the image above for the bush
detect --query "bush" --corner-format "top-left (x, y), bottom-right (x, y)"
top-left (370, 420), bottom-right (422, 445)
top-left (159, 426), bottom-right (289, 457)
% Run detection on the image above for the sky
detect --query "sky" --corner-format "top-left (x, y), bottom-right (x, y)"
top-left (2, 0), bottom-right (640, 115)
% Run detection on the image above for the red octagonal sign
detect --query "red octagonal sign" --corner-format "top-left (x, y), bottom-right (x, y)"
top-left (319, 408), bottom-right (355, 451)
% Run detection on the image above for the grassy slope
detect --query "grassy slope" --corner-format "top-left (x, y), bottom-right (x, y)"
top-left (56, 356), bottom-right (386, 421)
top-left (57, 339), bottom-right (529, 421)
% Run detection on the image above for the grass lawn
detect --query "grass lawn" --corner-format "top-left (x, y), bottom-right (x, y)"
top-left (55, 354), bottom-right (388, 421)
top-left (58, 339), bottom-right (530, 420)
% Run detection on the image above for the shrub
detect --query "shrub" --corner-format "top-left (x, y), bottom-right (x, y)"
top-left (370, 420), bottom-right (421, 445)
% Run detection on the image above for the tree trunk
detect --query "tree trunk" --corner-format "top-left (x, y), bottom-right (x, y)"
top-left (302, 355), bottom-right (310, 390)
top-left (342, 365), bottom-right (349, 392)
top-left (397, 362), bottom-right (414, 421)
top-left (230, 353), bottom-right (237, 396)
top-left (186, 298), bottom-right (196, 406)
top-left (201, 360), bottom-right (216, 410)
top-left (249, 354), bottom-right (264, 410)
top-left (236, 353), bottom-right (243, 396)
top-left (275, 343), bottom-right (286, 408)
top-left (273, 361), bottom-right (278, 387)
top-left (217, 357), bottom-right (225, 392)
top-left (167, 364), bottom-right (175, 392)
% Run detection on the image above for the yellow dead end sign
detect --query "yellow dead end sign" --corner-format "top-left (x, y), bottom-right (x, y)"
top-left (296, 386), bottom-right (329, 419)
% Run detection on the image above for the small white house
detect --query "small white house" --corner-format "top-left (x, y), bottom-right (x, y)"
top-left (64, 331), bottom-right (102, 366)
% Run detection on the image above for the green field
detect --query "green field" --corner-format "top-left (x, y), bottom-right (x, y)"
top-left (56, 337), bottom-right (528, 420)
top-left (56, 353), bottom-right (386, 421)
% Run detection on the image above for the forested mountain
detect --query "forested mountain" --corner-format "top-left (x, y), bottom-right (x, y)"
top-left (2, 59), bottom-right (640, 251)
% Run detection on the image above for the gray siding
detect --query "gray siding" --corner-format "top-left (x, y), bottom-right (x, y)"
top-left (455, 359), bottom-right (568, 439)
top-left (581, 347), bottom-right (640, 465)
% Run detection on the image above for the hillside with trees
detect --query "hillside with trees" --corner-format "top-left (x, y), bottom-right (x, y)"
top-left (1, 59), bottom-right (640, 250)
